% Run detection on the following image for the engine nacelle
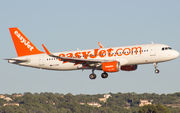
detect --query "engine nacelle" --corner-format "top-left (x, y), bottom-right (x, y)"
top-left (102, 61), bottom-right (120, 72)
top-left (121, 65), bottom-right (138, 71)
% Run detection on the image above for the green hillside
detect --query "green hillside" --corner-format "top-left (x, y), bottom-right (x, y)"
top-left (0, 92), bottom-right (180, 113)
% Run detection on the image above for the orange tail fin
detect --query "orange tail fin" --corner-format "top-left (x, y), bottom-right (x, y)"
top-left (9, 27), bottom-right (44, 57)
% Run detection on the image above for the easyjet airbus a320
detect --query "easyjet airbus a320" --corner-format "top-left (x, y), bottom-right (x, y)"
top-left (5, 27), bottom-right (179, 79)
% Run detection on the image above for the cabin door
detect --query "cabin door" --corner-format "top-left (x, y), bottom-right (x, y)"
top-left (150, 45), bottom-right (156, 56)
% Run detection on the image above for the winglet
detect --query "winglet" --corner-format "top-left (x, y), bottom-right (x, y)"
top-left (42, 44), bottom-right (51, 55)
top-left (98, 42), bottom-right (103, 48)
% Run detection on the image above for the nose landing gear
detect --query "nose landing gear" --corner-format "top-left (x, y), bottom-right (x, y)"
top-left (154, 62), bottom-right (160, 74)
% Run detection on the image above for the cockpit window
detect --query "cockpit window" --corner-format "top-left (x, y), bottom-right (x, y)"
top-left (162, 47), bottom-right (172, 51)
top-left (168, 47), bottom-right (172, 50)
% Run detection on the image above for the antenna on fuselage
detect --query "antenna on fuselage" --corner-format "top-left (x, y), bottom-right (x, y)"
top-left (151, 41), bottom-right (154, 44)
top-left (77, 48), bottom-right (79, 50)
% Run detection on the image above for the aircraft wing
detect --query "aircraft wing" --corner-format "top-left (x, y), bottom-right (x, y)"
top-left (42, 44), bottom-right (113, 67)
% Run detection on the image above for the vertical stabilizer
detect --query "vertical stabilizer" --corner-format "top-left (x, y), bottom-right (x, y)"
top-left (9, 27), bottom-right (44, 57)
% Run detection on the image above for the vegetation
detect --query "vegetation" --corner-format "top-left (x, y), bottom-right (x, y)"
top-left (0, 92), bottom-right (180, 113)
top-left (138, 104), bottom-right (170, 113)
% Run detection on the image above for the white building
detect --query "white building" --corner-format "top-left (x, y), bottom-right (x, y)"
top-left (104, 94), bottom-right (112, 99)
top-left (87, 102), bottom-right (101, 107)
top-left (4, 103), bottom-right (19, 106)
top-left (4, 97), bottom-right (13, 102)
top-left (139, 99), bottom-right (152, 106)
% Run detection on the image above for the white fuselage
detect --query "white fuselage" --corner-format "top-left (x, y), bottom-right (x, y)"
top-left (9, 43), bottom-right (179, 71)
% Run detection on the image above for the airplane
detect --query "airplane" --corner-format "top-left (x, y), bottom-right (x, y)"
top-left (5, 27), bottom-right (179, 80)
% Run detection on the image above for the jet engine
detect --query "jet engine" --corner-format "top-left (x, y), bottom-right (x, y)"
top-left (121, 65), bottom-right (138, 71)
top-left (102, 61), bottom-right (120, 72)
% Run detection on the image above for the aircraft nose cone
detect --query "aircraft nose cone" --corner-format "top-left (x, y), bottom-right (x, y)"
top-left (173, 50), bottom-right (179, 59)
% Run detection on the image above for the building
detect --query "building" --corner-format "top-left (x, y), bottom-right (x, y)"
top-left (87, 102), bottom-right (101, 107)
top-left (4, 103), bottom-right (19, 106)
top-left (0, 95), bottom-right (5, 99)
top-left (4, 97), bottom-right (13, 102)
top-left (99, 94), bottom-right (112, 102)
top-left (13, 94), bottom-right (23, 98)
top-left (99, 98), bottom-right (107, 102)
top-left (139, 99), bottom-right (152, 106)
top-left (104, 94), bottom-right (112, 99)
top-left (79, 102), bottom-right (85, 105)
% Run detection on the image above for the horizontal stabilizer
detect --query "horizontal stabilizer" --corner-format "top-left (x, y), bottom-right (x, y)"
top-left (4, 58), bottom-right (28, 63)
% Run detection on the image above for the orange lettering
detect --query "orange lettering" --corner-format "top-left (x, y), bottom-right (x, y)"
top-left (90, 49), bottom-right (99, 58)
top-left (107, 48), bottom-right (114, 57)
top-left (99, 50), bottom-right (106, 58)
top-left (82, 51), bottom-right (91, 59)
top-left (123, 48), bottom-right (130, 56)
top-left (66, 53), bottom-right (73, 58)
top-left (116, 48), bottom-right (123, 56)
top-left (58, 54), bottom-right (65, 61)
top-left (131, 47), bottom-right (142, 55)
top-left (75, 52), bottom-right (81, 58)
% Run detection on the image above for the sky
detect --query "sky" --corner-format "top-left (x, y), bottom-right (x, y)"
top-left (0, 0), bottom-right (180, 95)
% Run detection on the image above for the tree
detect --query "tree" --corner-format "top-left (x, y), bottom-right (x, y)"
top-left (138, 104), bottom-right (170, 113)
top-left (156, 104), bottom-right (171, 113)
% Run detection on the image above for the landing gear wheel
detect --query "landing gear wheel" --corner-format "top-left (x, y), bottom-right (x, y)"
top-left (101, 72), bottom-right (108, 79)
top-left (89, 73), bottom-right (97, 79)
top-left (153, 63), bottom-right (160, 74)
top-left (155, 69), bottom-right (160, 74)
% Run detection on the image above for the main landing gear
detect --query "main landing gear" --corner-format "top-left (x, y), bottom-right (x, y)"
top-left (89, 69), bottom-right (108, 80)
top-left (89, 69), bottom-right (96, 79)
top-left (101, 72), bottom-right (108, 79)
top-left (154, 62), bottom-right (160, 74)
top-left (89, 73), bottom-right (97, 79)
